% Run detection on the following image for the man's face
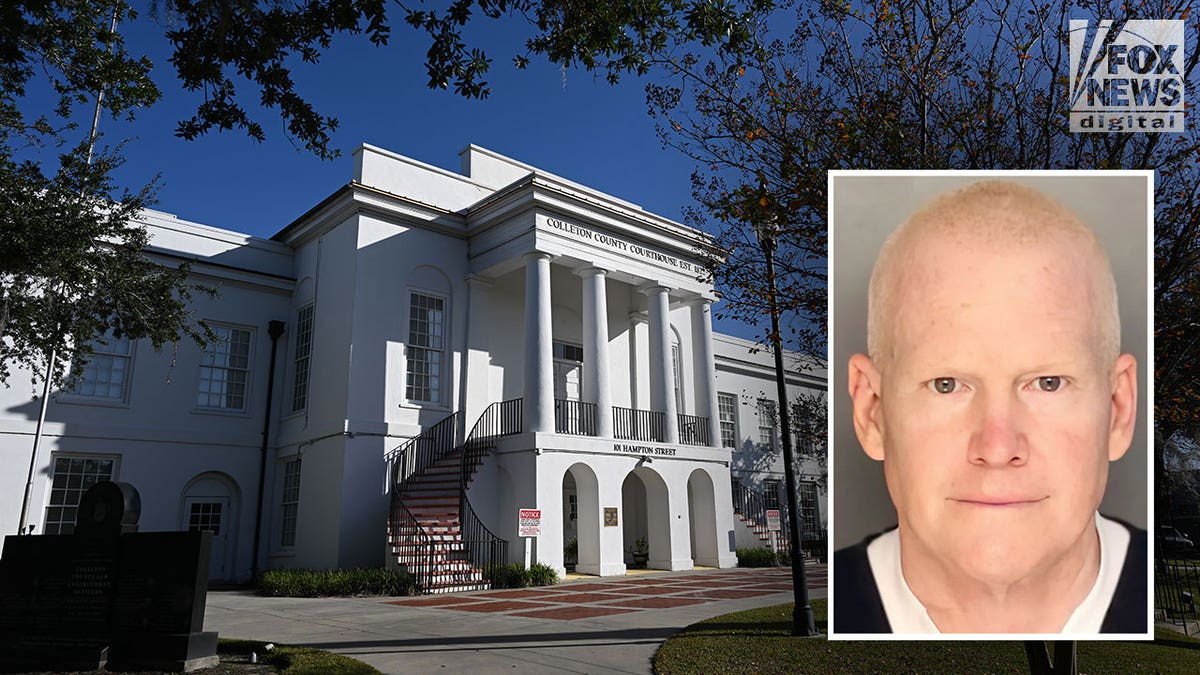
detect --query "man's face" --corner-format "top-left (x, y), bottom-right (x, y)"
top-left (873, 233), bottom-right (1127, 585)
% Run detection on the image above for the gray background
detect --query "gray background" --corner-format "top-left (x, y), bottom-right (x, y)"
top-left (831, 173), bottom-right (1150, 549)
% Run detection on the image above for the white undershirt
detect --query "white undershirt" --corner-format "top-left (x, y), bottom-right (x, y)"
top-left (866, 512), bottom-right (1130, 634)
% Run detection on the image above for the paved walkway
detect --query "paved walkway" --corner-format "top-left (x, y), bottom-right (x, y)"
top-left (204, 565), bottom-right (827, 674)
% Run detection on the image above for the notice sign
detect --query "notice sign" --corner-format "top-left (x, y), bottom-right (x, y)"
top-left (519, 508), bottom-right (541, 537)
top-left (766, 509), bottom-right (781, 532)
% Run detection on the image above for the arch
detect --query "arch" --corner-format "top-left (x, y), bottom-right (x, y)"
top-left (179, 472), bottom-right (240, 582)
top-left (687, 468), bottom-right (720, 567)
top-left (564, 463), bottom-right (601, 575)
top-left (622, 466), bottom-right (672, 570)
top-left (407, 264), bottom-right (452, 295)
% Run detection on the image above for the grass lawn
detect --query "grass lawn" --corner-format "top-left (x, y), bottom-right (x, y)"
top-left (220, 638), bottom-right (381, 674)
top-left (653, 599), bottom-right (1200, 674)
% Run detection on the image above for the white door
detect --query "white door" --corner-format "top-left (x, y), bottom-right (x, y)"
top-left (554, 359), bottom-right (583, 432)
top-left (186, 497), bottom-right (230, 581)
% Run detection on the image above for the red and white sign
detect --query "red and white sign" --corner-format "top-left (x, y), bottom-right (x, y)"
top-left (766, 509), bottom-right (781, 532)
top-left (519, 508), bottom-right (541, 537)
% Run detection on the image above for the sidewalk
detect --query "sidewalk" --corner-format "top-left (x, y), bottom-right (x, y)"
top-left (204, 565), bottom-right (827, 674)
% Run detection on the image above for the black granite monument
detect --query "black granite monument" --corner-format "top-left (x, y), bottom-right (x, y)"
top-left (0, 481), bottom-right (220, 672)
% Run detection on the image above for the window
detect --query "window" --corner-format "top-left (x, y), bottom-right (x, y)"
top-left (280, 459), bottom-right (302, 547)
top-left (406, 293), bottom-right (445, 404)
top-left (798, 481), bottom-right (820, 534)
top-left (197, 325), bottom-right (253, 411)
top-left (718, 392), bottom-right (738, 449)
top-left (758, 398), bottom-right (777, 451)
top-left (69, 332), bottom-right (133, 401)
top-left (291, 304), bottom-right (314, 412)
top-left (553, 341), bottom-right (584, 363)
top-left (763, 478), bottom-right (781, 510)
top-left (43, 456), bottom-right (116, 534)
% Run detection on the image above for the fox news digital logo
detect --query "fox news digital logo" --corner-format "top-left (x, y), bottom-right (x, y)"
top-left (1069, 19), bottom-right (1185, 132)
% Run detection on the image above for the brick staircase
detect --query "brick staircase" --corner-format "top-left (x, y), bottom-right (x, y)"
top-left (390, 449), bottom-right (490, 593)
top-left (734, 512), bottom-right (789, 553)
top-left (387, 399), bottom-right (523, 594)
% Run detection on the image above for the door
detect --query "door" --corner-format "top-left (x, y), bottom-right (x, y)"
top-left (185, 497), bottom-right (230, 580)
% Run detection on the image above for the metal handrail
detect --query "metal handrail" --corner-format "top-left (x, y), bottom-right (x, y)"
top-left (386, 411), bottom-right (461, 491)
top-left (388, 498), bottom-right (433, 591)
top-left (613, 406), bottom-right (665, 442)
top-left (677, 413), bottom-right (711, 446)
top-left (554, 399), bottom-right (597, 436)
top-left (730, 476), bottom-right (789, 551)
top-left (460, 398), bottom-right (523, 580)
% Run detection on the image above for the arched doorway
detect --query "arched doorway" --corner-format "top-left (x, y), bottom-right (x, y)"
top-left (180, 472), bottom-right (239, 582)
top-left (687, 469), bottom-right (719, 567)
top-left (621, 466), bottom-right (671, 569)
top-left (564, 463), bottom-right (600, 574)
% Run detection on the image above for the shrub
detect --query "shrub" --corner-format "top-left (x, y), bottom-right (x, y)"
top-left (487, 562), bottom-right (561, 589)
top-left (527, 562), bottom-right (560, 587)
top-left (258, 567), bottom-right (416, 597)
top-left (736, 547), bottom-right (781, 568)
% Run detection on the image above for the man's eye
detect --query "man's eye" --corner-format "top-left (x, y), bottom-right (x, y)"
top-left (929, 377), bottom-right (959, 394)
top-left (1033, 376), bottom-right (1063, 392)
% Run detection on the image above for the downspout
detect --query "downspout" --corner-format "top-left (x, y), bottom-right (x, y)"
top-left (252, 320), bottom-right (287, 579)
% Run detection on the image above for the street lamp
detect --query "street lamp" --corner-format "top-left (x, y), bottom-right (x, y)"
top-left (753, 208), bottom-right (818, 637)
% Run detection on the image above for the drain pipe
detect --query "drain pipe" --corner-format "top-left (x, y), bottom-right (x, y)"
top-left (252, 320), bottom-right (286, 580)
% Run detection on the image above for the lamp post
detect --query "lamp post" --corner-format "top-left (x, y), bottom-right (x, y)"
top-left (754, 212), bottom-right (818, 637)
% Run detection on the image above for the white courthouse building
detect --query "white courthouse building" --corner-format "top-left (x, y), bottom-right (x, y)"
top-left (0, 144), bottom-right (825, 588)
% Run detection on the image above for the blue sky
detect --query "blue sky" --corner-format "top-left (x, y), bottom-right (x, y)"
top-left (76, 12), bottom-right (765, 338)
top-left (100, 15), bottom-right (692, 248)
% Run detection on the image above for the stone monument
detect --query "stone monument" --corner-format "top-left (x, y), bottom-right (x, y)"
top-left (0, 481), bottom-right (220, 672)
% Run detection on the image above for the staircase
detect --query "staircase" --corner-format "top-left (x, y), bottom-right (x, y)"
top-left (391, 449), bottom-right (488, 592)
top-left (730, 477), bottom-right (790, 554)
top-left (387, 399), bottom-right (522, 594)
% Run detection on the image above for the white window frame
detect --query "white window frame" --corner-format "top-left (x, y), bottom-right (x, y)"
top-left (60, 332), bottom-right (135, 406)
top-left (42, 454), bottom-right (120, 535)
top-left (290, 303), bottom-right (314, 414)
top-left (405, 290), bottom-right (448, 406)
top-left (757, 398), bottom-right (777, 452)
top-left (278, 458), bottom-right (302, 549)
top-left (194, 323), bottom-right (255, 414)
top-left (718, 392), bottom-right (739, 450)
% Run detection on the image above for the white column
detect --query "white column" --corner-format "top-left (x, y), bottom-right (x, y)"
top-left (689, 298), bottom-right (721, 448)
top-left (579, 267), bottom-right (612, 438)
top-left (524, 252), bottom-right (554, 433)
top-left (642, 285), bottom-right (678, 444)
top-left (461, 275), bottom-right (494, 434)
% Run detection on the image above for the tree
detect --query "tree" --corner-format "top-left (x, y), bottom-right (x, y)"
top-left (647, 0), bottom-right (1199, 502)
top-left (1, 2), bottom-right (216, 390)
top-left (161, 0), bottom-right (774, 159)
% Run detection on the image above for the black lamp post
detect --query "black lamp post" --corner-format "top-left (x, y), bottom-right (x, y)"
top-left (754, 212), bottom-right (818, 637)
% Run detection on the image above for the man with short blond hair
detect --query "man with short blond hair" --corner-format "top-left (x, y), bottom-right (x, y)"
top-left (834, 181), bottom-right (1146, 634)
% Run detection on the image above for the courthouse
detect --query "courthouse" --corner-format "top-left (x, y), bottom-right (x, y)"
top-left (0, 144), bottom-right (825, 588)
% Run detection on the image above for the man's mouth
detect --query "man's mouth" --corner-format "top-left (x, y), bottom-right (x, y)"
top-left (951, 496), bottom-right (1049, 507)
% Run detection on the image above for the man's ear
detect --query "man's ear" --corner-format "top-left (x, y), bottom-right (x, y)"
top-left (1108, 353), bottom-right (1137, 462)
top-left (848, 353), bottom-right (886, 461)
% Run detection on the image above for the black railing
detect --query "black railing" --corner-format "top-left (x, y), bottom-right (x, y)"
top-left (678, 413), bottom-right (711, 446)
top-left (460, 399), bottom-right (523, 582)
top-left (1157, 552), bottom-right (1200, 632)
top-left (386, 411), bottom-right (461, 491)
top-left (388, 499), bottom-right (434, 592)
top-left (613, 406), bottom-right (665, 442)
top-left (555, 399), bottom-right (597, 436)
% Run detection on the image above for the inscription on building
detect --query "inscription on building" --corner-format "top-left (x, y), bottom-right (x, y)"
top-left (546, 217), bottom-right (695, 272)
top-left (613, 443), bottom-right (677, 457)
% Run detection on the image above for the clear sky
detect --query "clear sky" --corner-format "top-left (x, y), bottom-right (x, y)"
top-left (76, 11), bottom-right (764, 339)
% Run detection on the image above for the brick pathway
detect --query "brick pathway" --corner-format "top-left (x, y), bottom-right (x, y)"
top-left (385, 565), bottom-right (827, 621)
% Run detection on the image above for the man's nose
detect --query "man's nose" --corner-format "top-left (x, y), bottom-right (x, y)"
top-left (967, 393), bottom-right (1029, 467)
